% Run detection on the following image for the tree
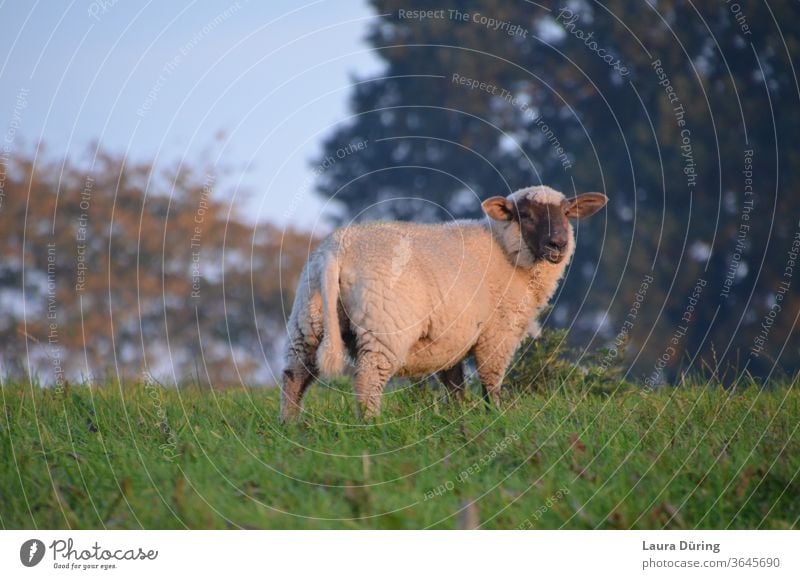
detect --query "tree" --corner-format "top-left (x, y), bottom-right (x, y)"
top-left (315, 0), bottom-right (800, 379)
top-left (0, 147), bottom-right (315, 386)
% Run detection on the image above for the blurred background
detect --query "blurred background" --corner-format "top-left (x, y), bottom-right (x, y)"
top-left (1, 0), bottom-right (798, 387)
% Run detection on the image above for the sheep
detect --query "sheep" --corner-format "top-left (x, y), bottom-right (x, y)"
top-left (281, 185), bottom-right (607, 421)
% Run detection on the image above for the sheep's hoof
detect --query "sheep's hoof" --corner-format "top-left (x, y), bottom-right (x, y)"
top-left (357, 404), bottom-right (381, 422)
top-left (279, 405), bottom-right (304, 425)
top-left (359, 410), bottom-right (380, 422)
top-left (446, 391), bottom-right (466, 405)
top-left (481, 394), bottom-right (502, 413)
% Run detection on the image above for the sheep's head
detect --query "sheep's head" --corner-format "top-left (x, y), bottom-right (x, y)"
top-left (482, 186), bottom-right (607, 265)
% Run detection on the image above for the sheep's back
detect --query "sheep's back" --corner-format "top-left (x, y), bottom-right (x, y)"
top-left (332, 222), bottom-right (515, 371)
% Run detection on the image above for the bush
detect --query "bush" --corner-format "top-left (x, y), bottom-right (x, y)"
top-left (505, 329), bottom-right (633, 397)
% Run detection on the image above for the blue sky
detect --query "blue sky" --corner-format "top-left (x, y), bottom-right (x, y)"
top-left (0, 0), bottom-right (383, 230)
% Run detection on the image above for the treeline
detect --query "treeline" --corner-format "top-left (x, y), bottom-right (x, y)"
top-left (0, 148), bottom-right (315, 386)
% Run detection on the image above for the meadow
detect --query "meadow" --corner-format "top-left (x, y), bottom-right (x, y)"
top-left (2, 359), bottom-right (798, 530)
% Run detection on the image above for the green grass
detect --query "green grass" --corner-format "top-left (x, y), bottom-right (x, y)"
top-left (1, 375), bottom-right (798, 529)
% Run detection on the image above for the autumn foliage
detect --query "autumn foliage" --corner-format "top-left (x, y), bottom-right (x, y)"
top-left (0, 148), bottom-right (315, 386)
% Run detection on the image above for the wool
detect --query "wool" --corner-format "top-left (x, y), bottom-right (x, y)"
top-left (510, 185), bottom-right (566, 206)
top-left (281, 186), bottom-right (606, 420)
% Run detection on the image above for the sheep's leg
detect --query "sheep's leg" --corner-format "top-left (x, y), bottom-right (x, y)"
top-left (280, 336), bottom-right (319, 422)
top-left (475, 348), bottom-right (510, 408)
top-left (478, 370), bottom-right (503, 409)
top-left (473, 342), bottom-right (516, 410)
top-left (438, 363), bottom-right (465, 403)
top-left (280, 364), bottom-right (315, 422)
top-left (280, 282), bottom-right (325, 423)
top-left (353, 351), bottom-right (395, 419)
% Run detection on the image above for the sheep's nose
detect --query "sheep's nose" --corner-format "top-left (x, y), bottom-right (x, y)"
top-left (545, 236), bottom-right (567, 251)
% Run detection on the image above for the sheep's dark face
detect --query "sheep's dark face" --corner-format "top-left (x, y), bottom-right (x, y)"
top-left (517, 199), bottom-right (571, 264)
top-left (482, 192), bottom-right (608, 265)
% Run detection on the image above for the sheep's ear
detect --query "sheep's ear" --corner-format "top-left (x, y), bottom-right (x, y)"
top-left (482, 196), bottom-right (514, 221)
top-left (564, 193), bottom-right (608, 219)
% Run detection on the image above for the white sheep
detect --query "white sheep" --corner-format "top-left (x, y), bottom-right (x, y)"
top-left (281, 185), bottom-right (607, 420)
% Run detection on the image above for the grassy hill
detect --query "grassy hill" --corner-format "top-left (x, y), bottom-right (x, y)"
top-left (2, 369), bottom-right (798, 529)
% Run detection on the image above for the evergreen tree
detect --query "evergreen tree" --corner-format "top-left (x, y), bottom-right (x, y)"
top-left (315, 0), bottom-right (800, 379)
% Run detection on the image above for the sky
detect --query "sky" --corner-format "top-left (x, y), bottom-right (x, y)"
top-left (0, 0), bottom-right (384, 230)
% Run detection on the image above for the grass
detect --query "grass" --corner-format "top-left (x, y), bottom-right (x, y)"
top-left (1, 368), bottom-right (798, 530)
